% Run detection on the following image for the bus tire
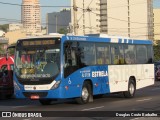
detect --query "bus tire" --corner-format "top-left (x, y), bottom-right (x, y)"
top-left (39, 99), bottom-right (52, 105)
top-left (76, 82), bottom-right (92, 104)
top-left (123, 80), bottom-right (136, 98)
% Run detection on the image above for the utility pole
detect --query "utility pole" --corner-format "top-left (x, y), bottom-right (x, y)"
top-left (147, 0), bottom-right (153, 40)
top-left (55, 15), bottom-right (58, 33)
top-left (73, 0), bottom-right (78, 35)
top-left (87, 8), bottom-right (92, 34)
top-left (127, 0), bottom-right (130, 38)
top-left (83, 0), bottom-right (85, 35)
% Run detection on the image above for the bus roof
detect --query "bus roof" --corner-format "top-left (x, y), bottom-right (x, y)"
top-left (17, 34), bottom-right (153, 45)
top-left (19, 33), bottom-right (63, 40)
top-left (62, 35), bottom-right (153, 45)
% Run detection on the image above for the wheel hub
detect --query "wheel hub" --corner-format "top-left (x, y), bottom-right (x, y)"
top-left (82, 87), bottom-right (89, 101)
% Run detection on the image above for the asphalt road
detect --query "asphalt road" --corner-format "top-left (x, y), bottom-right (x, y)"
top-left (0, 81), bottom-right (160, 120)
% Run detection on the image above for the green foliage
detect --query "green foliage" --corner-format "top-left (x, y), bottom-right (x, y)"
top-left (153, 45), bottom-right (160, 62)
top-left (58, 28), bottom-right (68, 34)
top-left (8, 43), bottom-right (16, 55)
top-left (0, 24), bottom-right (9, 32)
top-left (0, 44), bottom-right (5, 56)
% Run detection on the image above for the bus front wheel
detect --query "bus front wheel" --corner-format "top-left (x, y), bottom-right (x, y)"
top-left (76, 82), bottom-right (92, 104)
top-left (123, 80), bottom-right (136, 98)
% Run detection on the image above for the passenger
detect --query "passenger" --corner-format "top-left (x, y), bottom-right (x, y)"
top-left (113, 56), bottom-right (119, 64)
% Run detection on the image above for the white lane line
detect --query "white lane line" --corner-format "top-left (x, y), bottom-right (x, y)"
top-left (81, 106), bottom-right (104, 111)
top-left (12, 105), bottom-right (33, 108)
top-left (136, 98), bottom-right (152, 102)
top-left (130, 117), bottom-right (143, 120)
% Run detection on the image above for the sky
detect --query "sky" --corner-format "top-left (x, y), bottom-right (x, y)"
top-left (0, 0), bottom-right (159, 25)
top-left (154, 0), bottom-right (160, 8)
top-left (0, 0), bottom-right (71, 24)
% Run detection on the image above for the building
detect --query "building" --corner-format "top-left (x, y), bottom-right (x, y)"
top-left (71, 0), bottom-right (153, 40)
top-left (153, 9), bottom-right (160, 43)
top-left (47, 9), bottom-right (71, 34)
top-left (0, 30), bottom-right (5, 37)
top-left (9, 23), bottom-right (23, 31)
top-left (5, 30), bottom-right (27, 45)
top-left (22, 0), bottom-right (41, 35)
top-left (0, 37), bottom-right (8, 55)
top-left (71, 0), bottom-right (100, 35)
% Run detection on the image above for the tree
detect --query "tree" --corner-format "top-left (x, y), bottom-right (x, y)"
top-left (0, 24), bottom-right (9, 32)
top-left (58, 28), bottom-right (68, 34)
top-left (0, 44), bottom-right (5, 56)
top-left (8, 43), bottom-right (16, 55)
top-left (153, 45), bottom-right (160, 62)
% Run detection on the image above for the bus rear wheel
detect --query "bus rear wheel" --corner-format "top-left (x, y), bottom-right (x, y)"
top-left (76, 82), bottom-right (92, 104)
top-left (39, 99), bottom-right (52, 105)
top-left (123, 80), bottom-right (136, 98)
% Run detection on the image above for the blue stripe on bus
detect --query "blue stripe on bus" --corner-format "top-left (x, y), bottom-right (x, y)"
top-left (133, 40), bottom-right (152, 44)
top-left (128, 39), bottom-right (133, 44)
top-left (124, 39), bottom-right (127, 43)
top-left (118, 39), bottom-right (122, 43)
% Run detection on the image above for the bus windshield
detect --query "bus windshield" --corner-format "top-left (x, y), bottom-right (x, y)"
top-left (15, 39), bottom-right (60, 79)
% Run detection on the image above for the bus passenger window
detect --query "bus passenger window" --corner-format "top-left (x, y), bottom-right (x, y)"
top-left (113, 55), bottom-right (119, 64)
top-left (97, 52), bottom-right (104, 64)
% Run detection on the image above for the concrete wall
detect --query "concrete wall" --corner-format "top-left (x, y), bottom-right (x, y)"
top-left (153, 9), bottom-right (160, 41)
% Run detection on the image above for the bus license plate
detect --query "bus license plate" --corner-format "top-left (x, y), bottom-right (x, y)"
top-left (30, 95), bottom-right (40, 99)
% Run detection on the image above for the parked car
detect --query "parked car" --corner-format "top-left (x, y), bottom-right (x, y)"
top-left (155, 62), bottom-right (160, 81)
top-left (0, 45), bottom-right (15, 99)
top-left (0, 55), bottom-right (14, 99)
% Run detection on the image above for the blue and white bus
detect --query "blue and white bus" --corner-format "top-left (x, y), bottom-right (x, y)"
top-left (14, 34), bottom-right (154, 105)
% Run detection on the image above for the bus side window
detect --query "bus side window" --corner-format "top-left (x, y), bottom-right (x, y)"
top-left (96, 44), bottom-right (110, 65)
top-left (111, 44), bottom-right (120, 65)
top-left (136, 45), bottom-right (147, 64)
top-left (64, 41), bottom-right (78, 78)
top-left (124, 45), bottom-right (136, 64)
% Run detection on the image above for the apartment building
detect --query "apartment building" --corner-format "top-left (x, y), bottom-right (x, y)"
top-left (47, 9), bottom-right (71, 34)
top-left (22, 0), bottom-right (41, 35)
top-left (9, 23), bottom-right (23, 31)
top-left (71, 0), bottom-right (100, 35)
top-left (153, 9), bottom-right (160, 42)
top-left (71, 0), bottom-right (153, 40)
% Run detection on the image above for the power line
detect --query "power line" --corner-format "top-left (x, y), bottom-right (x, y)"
top-left (0, 1), bottom-right (156, 25)
top-left (0, 18), bottom-right (69, 27)
top-left (79, 8), bottom-right (157, 25)
top-left (0, 1), bottom-right (72, 8)
top-left (1, 16), bottom-right (160, 30)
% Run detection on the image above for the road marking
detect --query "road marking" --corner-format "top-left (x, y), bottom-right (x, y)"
top-left (136, 98), bottom-right (152, 102)
top-left (131, 117), bottom-right (144, 120)
top-left (12, 105), bottom-right (33, 108)
top-left (81, 106), bottom-right (104, 111)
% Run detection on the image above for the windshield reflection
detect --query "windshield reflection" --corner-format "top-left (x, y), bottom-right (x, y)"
top-left (15, 46), bottom-right (60, 79)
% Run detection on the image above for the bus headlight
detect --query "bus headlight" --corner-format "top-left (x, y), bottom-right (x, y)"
top-left (51, 81), bottom-right (61, 89)
top-left (14, 81), bottom-right (20, 90)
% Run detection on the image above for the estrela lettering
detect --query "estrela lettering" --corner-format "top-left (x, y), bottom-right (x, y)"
top-left (92, 71), bottom-right (108, 77)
